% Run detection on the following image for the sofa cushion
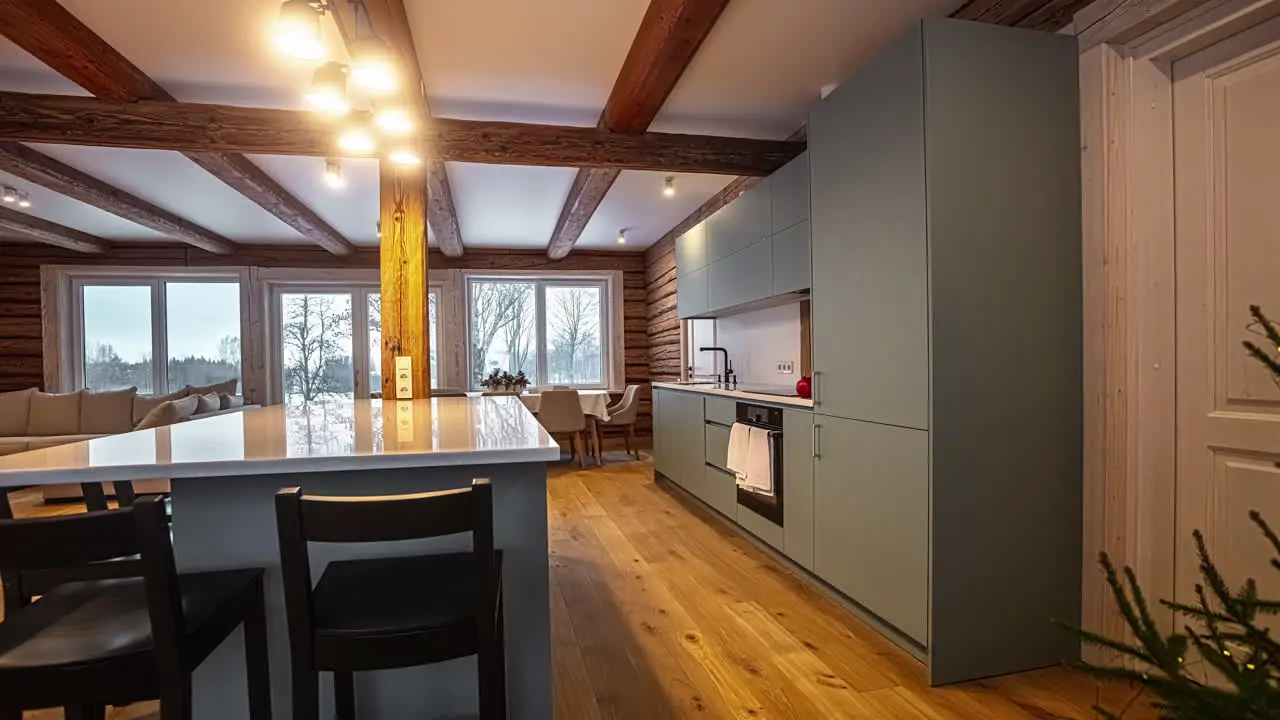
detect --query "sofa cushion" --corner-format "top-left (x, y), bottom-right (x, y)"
top-left (134, 395), bottom-right (199, 431)
top-left (186, 378), bottom-right (238, 398)
top-left (133, 389), bottom-right (187, 425)
top-left (218, 393), bottom-right (245, 410)
top-left (0, 388), bottom-right (33, 436)
top-left (0, 440), bottom-right (29, 457)
top-left (194, 392), bottom-right (220, 414)
top-left (27, 390), bottom-right (83, 436)
top-left (80, 387), bottom-right (138, 435)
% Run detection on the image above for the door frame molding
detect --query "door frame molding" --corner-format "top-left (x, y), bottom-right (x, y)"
top-left (1076, 0), bottom-right (1280, 652)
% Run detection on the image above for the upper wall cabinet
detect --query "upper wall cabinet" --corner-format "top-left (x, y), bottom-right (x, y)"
top-left (676, 221), bottom-right (707, 278)
top-left (707, 178), bottom-right (771, 264)
top-left (771, 152), bottom-right (810, 234)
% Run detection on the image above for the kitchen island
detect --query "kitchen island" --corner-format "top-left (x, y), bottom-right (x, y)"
top-left (0, 396), bottom-right (561, 720)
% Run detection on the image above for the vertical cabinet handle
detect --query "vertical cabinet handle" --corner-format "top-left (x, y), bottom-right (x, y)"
top-left (812, 370), bottom-right (821, 406)
top-left (812, 423), bottom-right (821, 459)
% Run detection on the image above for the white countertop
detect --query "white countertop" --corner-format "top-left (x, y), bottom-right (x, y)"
top-left (0, 396), bottom-right (562, 487)
top-left (651, 382), bottom-right (815, 408)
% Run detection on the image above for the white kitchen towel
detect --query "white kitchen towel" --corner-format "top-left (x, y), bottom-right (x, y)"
top-left (727, 422), bottom-right (751, 485)
top-left (744, 426), bottom-right (774, 494)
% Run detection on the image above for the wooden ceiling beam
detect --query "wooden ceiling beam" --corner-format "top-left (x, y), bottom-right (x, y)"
top-left (0, 141), bottom-right (235, 254)
top-left (547, 0), bottom-right (732, 260)
top-left (330, 0), bottom-right (465, 258)
top-left (0, 204), bottom-right (109, 253)
top-left (0, 92), bottom-right (803, 175)
top-left (950, 0), bottom-right (1088, 30)
top-left (0, 0), bottom-right (355, 255)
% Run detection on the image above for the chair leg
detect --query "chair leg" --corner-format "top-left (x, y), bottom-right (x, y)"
top-left (243, 578), bottom-right (273, 720)
top-left (334, 671), bottom-right (356, 720)
top-left (291, 668), bottom-right (320, 720)
top-left (479, 596), bottom-right (508, 720)
top-left (624, 426), bottom-right (635, 459)
top-left (64, 706), bottom-right (105, 720)
top-left (575, 432), bottom-right (586, 468)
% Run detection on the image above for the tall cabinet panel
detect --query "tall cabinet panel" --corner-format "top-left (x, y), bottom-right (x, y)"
top-left (809, 25), bottom-right (929, 430)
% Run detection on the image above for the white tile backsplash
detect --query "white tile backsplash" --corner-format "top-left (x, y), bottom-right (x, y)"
top-left (715, 303), bottom-right (802, 385)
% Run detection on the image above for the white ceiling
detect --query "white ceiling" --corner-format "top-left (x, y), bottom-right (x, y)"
top-left (0, 0), bottom-right (965, 252)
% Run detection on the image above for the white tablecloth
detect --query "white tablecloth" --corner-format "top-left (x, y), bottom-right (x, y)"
top-left (518, 390), bottom-right (612, 422)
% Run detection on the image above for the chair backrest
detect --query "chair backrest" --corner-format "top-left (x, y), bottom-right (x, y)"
top-left (274, 479), bottom-right (496, 645)
top-left (610, 385), bottom-right (641, 423)
top-left (551, 385), bottom-right (570, 391)
top-left (432, 389), bottom-right (468, 398)
top-left (537, 389), bottom-right (585, 433)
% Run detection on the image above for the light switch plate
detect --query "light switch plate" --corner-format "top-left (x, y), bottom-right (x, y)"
top-left (394, 356), bottom-right (413, 399)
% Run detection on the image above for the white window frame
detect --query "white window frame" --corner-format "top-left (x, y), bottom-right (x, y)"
top-left (462, 271), bottom-right (622, 391)
top-left (47, 266), bottom-right (249, 395)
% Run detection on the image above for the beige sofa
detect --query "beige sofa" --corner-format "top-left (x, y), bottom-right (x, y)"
top-left (0, 380), bottom-right (253, 501)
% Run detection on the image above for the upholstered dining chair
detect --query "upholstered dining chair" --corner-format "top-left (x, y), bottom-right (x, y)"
top-left (598, 385), bottom-right (642, 460)
top-left (535, 390), bottom-right (588, 467)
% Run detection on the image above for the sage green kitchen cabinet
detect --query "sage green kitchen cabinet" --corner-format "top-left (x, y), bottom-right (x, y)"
top-left (771, 151), bottom-right (810, 234)
top-left (652, 389), bottom-right (671, 477)
top-left (771, 220), bottom-right (811, 296)
top-left (707, 178), bottom-right (770, 263)
top-left (652, 389), bottom-right (705, 497)
top-left (676, 265), bottom-right (707, 319)
top-left (809, 22), bottom-right (929, 430)
top-left (813, 415), bottom-right (928, 644)
top-left (703, 465), bottom-right (738, 518)
top-left (805, 18), bottom-right (1081, 684)
top-left (707, 238), bottom-right (771, 313)
top-left (676, 221), bottom-right (707, 277)
top-left (782, 410), bottom-right (814, 570)
top-left (704, 422), bottom-right (731, 472)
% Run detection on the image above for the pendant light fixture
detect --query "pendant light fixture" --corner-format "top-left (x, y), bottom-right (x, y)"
top-left (307, 61), bottom-right (350, 116)
top-left (274, 0), bottom-right (325, 60)
top-left (349, 36), bottom-right (397, 94)
top-left (338, 110), bottom-right (378, 155)
top-left (374, 106), bottom-right (414, 135)
top-left (323, 158), bottom-right (345, 189)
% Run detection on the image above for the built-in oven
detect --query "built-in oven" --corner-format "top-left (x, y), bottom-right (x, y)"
top-left (736, 402), bottom-right (783, 526)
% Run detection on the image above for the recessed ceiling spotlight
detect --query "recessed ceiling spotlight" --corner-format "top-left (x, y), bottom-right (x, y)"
top-left (376, 220), bottom-right (382, 239)
top-left (338, 111), bottom-right (378, 155)
top-left (274, 0), bottom-right (325, 61)
top-left (16, 192), bottom-right (31, 209)
top-left (1, 186), bottom-right (15, 203)
top-left (307, 61), bottom-right (349, 116)
top-left (616, 228), bottom-right (627, 245)
top-left (663, 176), bottom-right (676, 198)
top-left (350, 36), bottom-right (398, 94)
top-left (374, 106), bottom-right (414, 135)
top-left (323, 158), bottom-right (344, 189)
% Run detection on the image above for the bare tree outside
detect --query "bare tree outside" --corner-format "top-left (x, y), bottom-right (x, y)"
top-left (366, 291), bottom-right (439, 391)
top-left (281, 293), bottom-right (353, 403)
top-left (469, 281), bottom-right (536, 385)
top-left (547, 286), bottom-right (602, 384)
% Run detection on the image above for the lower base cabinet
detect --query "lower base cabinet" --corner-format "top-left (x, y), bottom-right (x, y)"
top-left (652, 389), bottom-right (705, 496)
top-left (703, 464), bottom-right (737, 517)
top-left (782, 410), bottom-right (815, 569)
top-left (813, 414), bottom-right (929, 644)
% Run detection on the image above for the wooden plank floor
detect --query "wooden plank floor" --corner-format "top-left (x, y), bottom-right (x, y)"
top-left (6, 456), bottom-right (1153, 719)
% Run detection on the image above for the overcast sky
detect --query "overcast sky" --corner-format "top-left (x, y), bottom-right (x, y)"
top-left (82, 282), bottom-right (240, 362)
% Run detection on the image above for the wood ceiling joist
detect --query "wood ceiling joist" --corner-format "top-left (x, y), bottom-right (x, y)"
top-left (546, 0), bottom-right (732, 260)
top-left (0, 92), bottom-right (804, 175)
top-left (330, 0), bottom-right (464, 258)
top-left (0, 0), bottom-right (356, 255)
top-left (0, 141), bottom-right (235, 254)
top-left (950, 0), bottom-right (1090, 30)
top-left (0, 204), bottom-right (109, 253)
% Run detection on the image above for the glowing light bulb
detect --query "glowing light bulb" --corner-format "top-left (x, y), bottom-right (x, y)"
top-left (323, 158), bottom-right (344, 189)
top-left (617, 229), bottom-right (627, 245)
top-left (663, 176), bottom-right (675, 197)
top-left (374, 107), bottom-right (414, 135)
top-left (273, 0), bottom-right (324, 60)
top-left (349, 37), bottom-right (397, 94)
top-left (1, 186), bottom-right (15, 203)
top-left (306, 62), bottom-right (349, 116)
top-left (388, 149), bottom-right (422, 166)
top-left (16, 192), bottom-right (30, 208)
top-left (338, 112), bottom-right (377, 155)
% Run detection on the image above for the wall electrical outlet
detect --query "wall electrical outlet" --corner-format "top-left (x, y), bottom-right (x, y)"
top-left (777, 361), bottom-right (795, 374)
top-left (394, 356), bottom-right (413, 399)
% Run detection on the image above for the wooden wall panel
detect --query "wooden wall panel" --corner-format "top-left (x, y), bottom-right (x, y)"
top-left (0, 241), bottom-right (652, 440)
top-left (644, 236), bottom-right (680, 383)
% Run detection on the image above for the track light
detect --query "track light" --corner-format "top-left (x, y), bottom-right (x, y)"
top-left (663, 176), bottom-right (676, 197)
top-left (274, 0), bottom-right (325, 61)
top-left (16, 192), bottom-right (30, 208)
top-left (338, 111), bottom-right (377, 155)
top-left (323, 158), bottom-right (344, 189)
top-left (307, 62), bottom-right (349, 116)
top-left (349, 37), bottom-right (397, 94)
top-left (616, 228), bottom-right (627, 245)
top-left (374, 107), bottom-right (414, 135)
top-left (1, 186), bottom-right (15, 203)
top-left (388, 149), bottom-right (422, 166)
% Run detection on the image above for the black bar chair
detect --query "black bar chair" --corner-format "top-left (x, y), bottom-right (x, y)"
top-left (275, 479), bottom-right (507, 719)
top-left (0, 495), bottom-right (272, 720)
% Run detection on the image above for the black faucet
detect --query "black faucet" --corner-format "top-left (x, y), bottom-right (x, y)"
top-left (699, 347), bottom-right (735, 386)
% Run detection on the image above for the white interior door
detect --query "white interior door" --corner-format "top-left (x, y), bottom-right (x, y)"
top-left (1173, 19), bottom-right (1280, 608)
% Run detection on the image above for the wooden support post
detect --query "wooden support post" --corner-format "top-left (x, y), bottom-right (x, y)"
top-left (379, 160), bottom-right (431, 398)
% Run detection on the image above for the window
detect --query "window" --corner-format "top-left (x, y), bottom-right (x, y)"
top-left (465, 276), bottom-right (610, 389)
top-left (280, 292), bottom-right (354, 404)
top-left (74, 277), bottom-right (242, 394)
top-left (367, 289), bottom-right (439, 393)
